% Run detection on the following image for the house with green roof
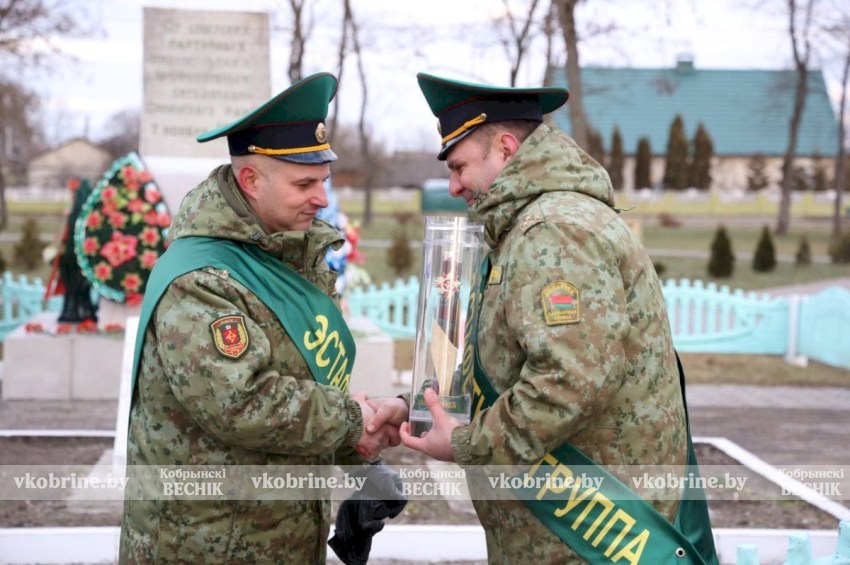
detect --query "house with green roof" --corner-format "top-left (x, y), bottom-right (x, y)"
top-left (550, 59), bottom-right (840, 193)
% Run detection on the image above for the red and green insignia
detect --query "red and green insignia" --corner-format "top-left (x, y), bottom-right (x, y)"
top-left (541, 281), bottom-right (580, 325)
top-left (210, 315), bottom-right (249, 359)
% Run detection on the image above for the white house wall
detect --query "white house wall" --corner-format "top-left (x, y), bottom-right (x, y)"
top-left (27, 139), bottom-right (112, 191)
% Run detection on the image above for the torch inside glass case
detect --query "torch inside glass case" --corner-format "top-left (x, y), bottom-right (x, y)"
top-left (409, 216), bottom-right (485, 437)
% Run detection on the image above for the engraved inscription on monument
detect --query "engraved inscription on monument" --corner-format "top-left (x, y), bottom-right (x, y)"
top-left (141, 8), bottom-right (270, 158)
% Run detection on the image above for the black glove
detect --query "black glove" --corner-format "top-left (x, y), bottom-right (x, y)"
top-left (328, 462), bottom-right (408, 565)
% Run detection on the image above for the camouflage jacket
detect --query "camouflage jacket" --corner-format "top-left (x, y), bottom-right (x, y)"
top-left (453, 124), bottom-right (688, 564)
top-left (120, 165), bottom-right (363, 564)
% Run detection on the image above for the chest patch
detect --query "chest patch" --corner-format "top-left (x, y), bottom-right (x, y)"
top-left (487, 265), bottom-right (503, 285)
top-left (210, 315), bottom-right (250, 359)
top-left (541, 281), bottom-right (580, 325)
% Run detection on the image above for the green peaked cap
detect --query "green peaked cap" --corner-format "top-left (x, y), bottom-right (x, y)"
top-left (416, 72), bottom-right (569, 160)
top-left (196, 72), bottom-right (339, 164)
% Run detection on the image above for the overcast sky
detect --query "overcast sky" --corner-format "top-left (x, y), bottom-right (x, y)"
top-left (28, 0), bottom-right (847, 152)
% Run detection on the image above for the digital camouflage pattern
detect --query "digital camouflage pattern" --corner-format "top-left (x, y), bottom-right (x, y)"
top-left (119, 165), bottom-right (365, 564)
top-left (452, 124), bottom-right (688, 564)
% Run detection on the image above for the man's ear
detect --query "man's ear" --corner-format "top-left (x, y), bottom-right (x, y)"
top-left (496, 132), bottom-right (521, 162)
top-left (237, 164), bottom-right (260, 200)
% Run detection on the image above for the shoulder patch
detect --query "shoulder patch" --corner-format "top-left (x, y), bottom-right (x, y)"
top-left (541, 281), bottom-right (580, 326)
top-left (210, 315), bottom-right (249, 359)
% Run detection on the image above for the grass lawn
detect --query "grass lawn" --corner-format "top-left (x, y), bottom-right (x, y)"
top-left (641, 221), bottom-right (837, 256)
top-left (679, 353), bottom-right (850, 386)
top-left (653, 257), bottom-right (849, 291)
top-left (1, 198), bottom-right (847, 292)
top-left (348, 212), bottom-right (849, 288)
top-left (392, 339), bottom-right (850, 387)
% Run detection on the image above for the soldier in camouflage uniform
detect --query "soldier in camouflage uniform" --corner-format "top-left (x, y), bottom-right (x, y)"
top-left (393, 74), bottom-right (717, 564)
top-left (119, 73), bottom-right (398, 564)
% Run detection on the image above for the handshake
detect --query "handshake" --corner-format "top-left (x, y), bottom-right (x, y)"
top-left (330, 389), bottom-right (461, 564)
top-left (329, 393), bottom-right (410, 565)
top-left (351, 388), bottom-right (461, 463)
top-left (350, 391), bottom-right (409, 461)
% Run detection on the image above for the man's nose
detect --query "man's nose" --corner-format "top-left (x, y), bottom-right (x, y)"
top-left (314, 184), bottom-right (329, 207)
top-left (448, 175), bottom-right (464, 197)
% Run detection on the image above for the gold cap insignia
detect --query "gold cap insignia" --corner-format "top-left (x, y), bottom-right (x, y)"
top-left (315, 123), bottom-right (328, 143)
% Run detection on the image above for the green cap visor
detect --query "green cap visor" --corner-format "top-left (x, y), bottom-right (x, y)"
top-left (416, 72), bottom-right (569, 160)
top-left (197, 72), bottom-right (338, 164)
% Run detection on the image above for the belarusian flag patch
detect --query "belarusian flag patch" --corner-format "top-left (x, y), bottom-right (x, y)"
top-left (541, 281), bottom-right (580, 326)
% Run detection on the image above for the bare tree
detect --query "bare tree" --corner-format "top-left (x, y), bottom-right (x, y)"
top-left (542, 0), bottom-right (561, 91)
top-left (552, 0), bottom-right (589, 149)
top-left (0, 0), bottom-right (92, 67)
top-left (777, 0), bottom-right (817, 236)
top-left (329, 0), bottom-right (350, 140)
top-left (823, 10), bottom-right (850, 236)
top-left (98, 108), bottom-right (140, 161)
top-left (0, 0), bottom-right (92, 231)
top-left (285, 0), bottom-right (307, 83)
top-left (341, 0), bottom-right (378, 226)
top-left (0, 79), bottom-right (43, 229)
top-left (497, 0), bottom-right (544, 86)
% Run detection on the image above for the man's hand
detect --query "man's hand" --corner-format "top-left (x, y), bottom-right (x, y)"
top-left (366, 397), bottom-right (408, 433)
top-left (352, 391), bottom-right (386, 460)
top-left (400, 387), bottom-right (458, 462)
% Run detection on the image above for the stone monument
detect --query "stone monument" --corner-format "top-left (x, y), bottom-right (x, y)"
top-left (140, 7), bottom-right (271, 211)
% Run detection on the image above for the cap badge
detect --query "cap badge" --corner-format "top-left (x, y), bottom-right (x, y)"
top-left (315, 123), bottom-right (328, 143)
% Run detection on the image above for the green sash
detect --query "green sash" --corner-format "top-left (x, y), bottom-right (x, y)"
top-left (130, 236), bottom-right (356, 396)
top-left (465, 257), bottom-right (718, 564)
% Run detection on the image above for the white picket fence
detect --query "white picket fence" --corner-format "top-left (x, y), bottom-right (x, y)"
top-left (347, 277), bottom-right (850, 370)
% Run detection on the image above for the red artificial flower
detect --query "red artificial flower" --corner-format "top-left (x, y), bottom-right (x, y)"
top-left (128, 198), bottom-right (147, 214)
top-left (100, 232), bottom-right (138, 267)
top-left (140, 226), bottom-right (160, 247)
top-left (102, 200), bottom-right (117, 216)
top-left (25, 322), bottom-right (44, 333)
top-left (139, 170), bottom-right (153, 184)
top-left (86, 211), bottom-right (103, 229)
top-left (104, 323), bottom-right (124, 333)
top-left (157, 212), bottom-right (172, 228)
top-left (144, 186), bottom-right (163, 204)
top-left (123, 166), bottom-right (142, 194)
top-left (77, 319), bottom-right (98, 333)
top-left (56, 324), bottom-right (73, 335)
top-left (122, 273), bottom-right (142, 293)
top-left (83, 237), bottom-right (100, 255)
top-left (94, 262), bottom-right (113, 281)
top-left (143, 210), bottom-right (159, 225)
top-left (108, 211), bottom-right (128, 230)
top-left (140, 249), bottom-right (159, 269)
top-left (102, 185), bottom-right (118, 203)
top-left (125, 293), bottom-right (143, 307)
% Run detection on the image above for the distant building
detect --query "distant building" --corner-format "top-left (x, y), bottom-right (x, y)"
top-left (551, 59), bottom-right (840, 192)
top-left (27, 138), bottom-right (112, 191)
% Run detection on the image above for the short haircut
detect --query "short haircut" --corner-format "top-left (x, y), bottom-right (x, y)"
top-left (473, 120), bottom-right (540, 150)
